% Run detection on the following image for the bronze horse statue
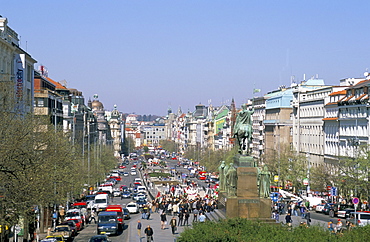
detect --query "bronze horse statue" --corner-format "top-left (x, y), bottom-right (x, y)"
top-left (235, 123), bottom-right (253, 155)
top-left (233, 104), bottom-right (254, 155)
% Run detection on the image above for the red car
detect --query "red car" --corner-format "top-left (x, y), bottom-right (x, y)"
top-left (67, 218), bottom-right (83, 231)
top-left (110, 175), bottom-right (122, 181)
top-left (119, 165), bottom-right (126, 169)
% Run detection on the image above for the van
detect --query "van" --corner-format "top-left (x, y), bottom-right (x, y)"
top-left (106, 205), bottom-right (124, 230)
top-left (349, 212), bottom-right (370, 226)
top-left (94, 193), bottom-right (109, 211)
top-left (97, 211), bottom-right (119, 235)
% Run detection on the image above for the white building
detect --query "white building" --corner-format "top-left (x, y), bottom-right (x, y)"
top-left (0, 17), bottom-right (37, 114)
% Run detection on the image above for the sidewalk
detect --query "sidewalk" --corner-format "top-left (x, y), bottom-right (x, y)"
top-left (126, 211), bottom-right (191, 242)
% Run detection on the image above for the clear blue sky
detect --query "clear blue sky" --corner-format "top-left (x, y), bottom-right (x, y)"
top-left (3, 1), bottom-right (370, 115)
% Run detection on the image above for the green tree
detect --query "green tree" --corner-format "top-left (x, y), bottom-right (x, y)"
top-left (160, 140), bottom-right (177, 153)
top-left (262, 144), bottom-right (307, 192)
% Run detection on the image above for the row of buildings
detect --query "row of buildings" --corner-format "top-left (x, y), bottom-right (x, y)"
top-left (159, 75), bottom-right (370, 172)
top-left (0, 16), bottom-right (124, 157)
top-left (2, 16), bottom-right (369, 170)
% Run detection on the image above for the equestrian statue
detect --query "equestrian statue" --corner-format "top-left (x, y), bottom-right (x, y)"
top-left (232, 102), bottom-right (254, 155)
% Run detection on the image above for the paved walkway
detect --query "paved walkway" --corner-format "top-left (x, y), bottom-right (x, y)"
top-left (126, 210), bottom-right (193, 242)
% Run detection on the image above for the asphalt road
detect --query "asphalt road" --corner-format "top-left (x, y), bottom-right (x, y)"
top-left (73, 163), bottom-right (142, 242)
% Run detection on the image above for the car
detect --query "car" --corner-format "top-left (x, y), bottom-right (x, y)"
top-left (119, 185), bottom-right (128, 191)
top-left (126, 202), bottom-right (139, 213)
top-left (199, 175), bottom-right (206, 180)
top-left (50, 225), bottom-right (73, 240)
top-left (41, 239), bottom-right (58, 242)
top-left (131, 170), bottom-right (137, 176)
top-left (67, 218), bottom-right (83, 231)
top-left (113, 190), bottom-right (121, 197)
top-left (88, 234), bottom-right (112, 242)
top-left (136, 198), bottom-right (147, 208)
top-left (97, 211), bottom-right (119, 235)
top-left (44, 235), bottom-right (65, 242)
top-left (349, 212), bottom-right (370, 226)
top-left (337, 204), bottom-right (355, 218)
top-left (121, 191), bottom-right (131, 199)
top-left (119, 165), bottom-right (126, 169)
top-left (122, 208), bottom-right (131, 220)
top-left (89, 234), bottom-right (112, 242)
top-left (60, 220), bottom-right (77, 236)
top-left (123, 172), bottom-right (129, 177)
top-left (133, 193), bottom-right (146, 201)
top-left (315, 203), bottom-right (326, 213)
top-left (322, 203), bottom-right (336, 216)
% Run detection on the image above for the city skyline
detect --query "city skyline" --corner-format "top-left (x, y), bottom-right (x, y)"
top-left (2, 1), bottom-right (370, 115)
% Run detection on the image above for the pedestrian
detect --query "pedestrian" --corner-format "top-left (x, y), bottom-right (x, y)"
top-left (144, 225), bottom-right (154, 242)
top-left (160, 212), bottom-right (167, 230)
top-left (327, 220), bottom-right (335, 233)
top-left (305, 210), bottom-right (311, 226)
top-left (147, 209), bottom-right (151, 220)
top-left (285, 213), bottom-right (292, 227)
top-left (90, 209), bottom-right (97, 224)
top-left (274, 210), bottom-right (280, 223)
top-left (178, 211), bottom-right (184, 226)
top-left (170, 216), bottom-right (177, 235)
top-left (192, 208), bottom-right (199, 223)
top-left (137, 220), bottom-right (142, 238)
top-left (184, 210), bottom-right (190, 226)
top-left (336, 219), bottom-right (343, 233)
top-left (198, 212), bottom-right (206, 222)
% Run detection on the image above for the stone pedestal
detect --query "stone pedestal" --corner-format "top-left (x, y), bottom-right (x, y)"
top-left (225, 156), bottom-right (272, 220)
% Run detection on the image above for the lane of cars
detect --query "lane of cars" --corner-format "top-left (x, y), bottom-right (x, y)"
top-left (42, 157), bottom-right (147, 242)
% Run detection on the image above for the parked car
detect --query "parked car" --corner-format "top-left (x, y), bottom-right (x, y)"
top-left (60, 220), bottom-right (77, 236)
top-left (123, 172), bottom-right (129, 177)
top-left (126, 202), bottom-right (139, 213)
top-left (315, 202), bottom-right (326, 213)
top-left (349, 212), bottom-right (370, 226)
top-left (322, 203), bottom-right (336, 216)
top-left (337, 205), bottom-right (356, 218)
top-left (50, 225), bottom-right (73, 241)
top-left (67, 218), bottom-right (83, 231)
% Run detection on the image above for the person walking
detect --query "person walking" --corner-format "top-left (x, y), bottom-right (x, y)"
top-left (137, 220), bottom-right (142, 238)
top-left (285, 213), bottom-right (292, 227)
top-left (170, 216), bottom-right (177, 235)
top-left (305, 210), bottom-right (311, 226)
top-left (160, 212), bottom-right (167, 230)
top-left (144, 225), bottom-right (154, 242)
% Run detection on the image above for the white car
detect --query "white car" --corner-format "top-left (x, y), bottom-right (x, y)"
top-left (131, 171), bottom-right (137, 176)
top-left (126, 202), bottom-right (139, 213)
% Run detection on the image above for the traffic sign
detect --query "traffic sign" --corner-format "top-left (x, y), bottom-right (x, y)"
top-left (352, 197), bottom-right (359, 205)
top-left (331, 187), bottom-right (337, 196)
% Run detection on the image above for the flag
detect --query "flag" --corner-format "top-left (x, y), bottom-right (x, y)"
top-left (156, 191), bottom-right (161, 198)
top-left (253, 88), bottom-right (261, 93)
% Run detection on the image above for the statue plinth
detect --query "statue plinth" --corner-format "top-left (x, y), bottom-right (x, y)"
top-left (225, 155), bottom-right (272, 221)
top-left (234, 154), bottom-right (256, 168)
